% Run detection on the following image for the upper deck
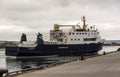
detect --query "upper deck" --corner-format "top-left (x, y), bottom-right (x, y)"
top-left (49, 16), bottom-right (102, 44)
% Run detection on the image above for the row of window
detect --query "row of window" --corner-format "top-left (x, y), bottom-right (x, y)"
top-left (84, 38), bottom-right (96, 41)
top-left (69, 32), bottom-right (97, 35)
top-left (71, 39), bottom-right (80, 41)
top-left (71, 38), bottom-right (96, 41)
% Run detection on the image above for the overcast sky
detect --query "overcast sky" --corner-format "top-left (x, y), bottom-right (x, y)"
top-left (0, 0), bottom-right (120, 41)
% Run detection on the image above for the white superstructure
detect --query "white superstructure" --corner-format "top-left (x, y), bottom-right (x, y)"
top-left (50, 16), bottom-right (103, 44)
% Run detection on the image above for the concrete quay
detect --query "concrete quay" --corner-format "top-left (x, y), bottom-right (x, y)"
top-left (15, 51), bottom-right (120, 77)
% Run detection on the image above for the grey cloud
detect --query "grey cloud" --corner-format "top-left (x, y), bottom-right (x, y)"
top-left (1, 0), bottom-right (49, 12)
top-left (0, 0), bottom-right (120, 40)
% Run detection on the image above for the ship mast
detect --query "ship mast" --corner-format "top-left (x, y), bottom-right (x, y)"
top-left (82, 16), bottom-right (87, 31)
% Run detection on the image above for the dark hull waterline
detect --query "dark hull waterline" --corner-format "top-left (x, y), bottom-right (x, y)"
top-left (5, 43), bottom-right (103, 56)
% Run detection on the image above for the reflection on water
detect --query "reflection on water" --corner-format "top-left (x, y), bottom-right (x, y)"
top-left (6, 56), bottom-right (53, 72)
top-left (6, 56), bottom-right (82, 72)
top-left (98, 46), bottom-right (120, 54)
top-left (0, 46), bottom-right (120, 72)
top-left (0, 51), bottom-right (6, 69)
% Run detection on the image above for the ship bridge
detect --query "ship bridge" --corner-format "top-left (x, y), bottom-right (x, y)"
top-left (50, 16), bottom-right (101, 44)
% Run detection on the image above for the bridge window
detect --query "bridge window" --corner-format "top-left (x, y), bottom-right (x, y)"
top-left (74, 39), bottom-right (76, 41)
top-left (69, 32), bottom-right (71, 35)
top-left (71, 39), bottom-right (73, 41)
top-left (97, 32), bottom-right (99, 34)
top-left (94, 33), bottom-right (96, 35)
top-left (84, 38), bottom-right (96, 41)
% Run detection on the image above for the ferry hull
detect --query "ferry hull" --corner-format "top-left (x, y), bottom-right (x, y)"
top-left (5, 43), bottom-right (103, 56)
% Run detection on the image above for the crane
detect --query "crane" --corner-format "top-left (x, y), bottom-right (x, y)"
top-left (54, 16), bottom-right (87, 31)
top-left (54, 24), bottom-right (80, 30)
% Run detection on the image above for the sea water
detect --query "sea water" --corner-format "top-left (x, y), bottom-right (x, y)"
top-left (0, 46), bottom-right (119, 72)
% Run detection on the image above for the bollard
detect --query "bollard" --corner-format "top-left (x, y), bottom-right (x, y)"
top-left (103, 51), bottom-right (106, 55)
top-left (81, 51), bottom-right (85, 60)
top-left (117, 48), bottom-right (120, 51)
top-left (0, 68), bottom-right (8, 77)
top-left (81, 55), bottom-right (85, 60)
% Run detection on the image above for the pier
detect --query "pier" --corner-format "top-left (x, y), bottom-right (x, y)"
top-left (14, 51), bottom-right (120, 77)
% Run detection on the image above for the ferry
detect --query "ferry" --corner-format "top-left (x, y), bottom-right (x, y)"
top-left (5, 16), bottom-right (104, 56)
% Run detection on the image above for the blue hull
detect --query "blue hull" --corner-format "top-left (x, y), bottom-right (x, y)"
top-left (5, 43), bottom-right (103, 56)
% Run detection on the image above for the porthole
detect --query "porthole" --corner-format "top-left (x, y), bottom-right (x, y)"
top-left (74, 39), bottom-right (76, 41)
top-left (71, 39), bottom-right (73, 41)
top-left (69, 32), bottom-right (71, 35)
